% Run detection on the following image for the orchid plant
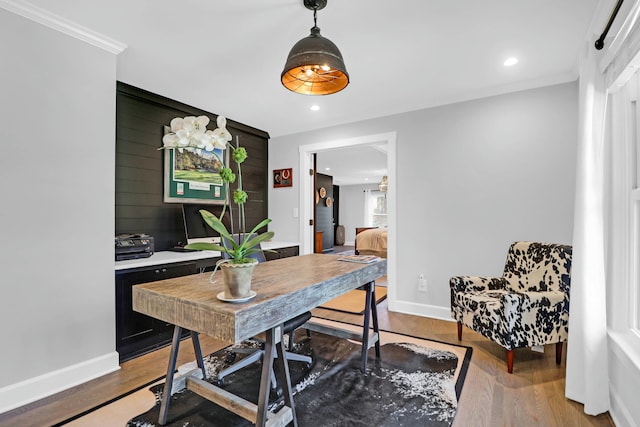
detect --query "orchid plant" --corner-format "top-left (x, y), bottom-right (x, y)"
top-left (161, 115), bottom-right (273, 264)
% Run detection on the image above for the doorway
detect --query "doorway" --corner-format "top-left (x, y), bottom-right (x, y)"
top-left (298, 132), bottom-right (397, 309)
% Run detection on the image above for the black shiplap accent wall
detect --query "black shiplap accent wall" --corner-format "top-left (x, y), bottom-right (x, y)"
top-left (116, 82), bottom-right (269, 251)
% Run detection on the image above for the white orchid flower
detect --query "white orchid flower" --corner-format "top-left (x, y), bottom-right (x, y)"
top-left (195, 132), bottom-right (211, 149)
top-left (163, 115), bottom-right (231, 153)
top-left (170, 117), bottom-right (184, 132)
top-left (162, 133), bottom-right (179, 147)
top-left (213, 127), bottom-right (232, 143)
top-left (216, 116), bottom-right (227, 129)
top-left (203, 140), bottom-right (215, 152)
top-left (176, 129), bottom-right (191, 146)
top-left (196, 115), bottom-right (210, 130)
top-left (206, 130), bottom-right (227, 149)
top-left (182, 116), bottom-right (197, 133)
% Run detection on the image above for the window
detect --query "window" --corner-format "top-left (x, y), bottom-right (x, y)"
top-left (614, 70), bottom-right (640, 335)
top-left (364, 190), bottom-right (387, 228)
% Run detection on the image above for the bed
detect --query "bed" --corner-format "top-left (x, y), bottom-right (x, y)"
top-left (354, 227), bottom-right (388, 258)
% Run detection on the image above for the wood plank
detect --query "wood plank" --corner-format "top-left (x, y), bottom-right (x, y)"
top-left (185, 376), bottom-right (258, 423)
top-left (265, 406), bottom-right (294, 427)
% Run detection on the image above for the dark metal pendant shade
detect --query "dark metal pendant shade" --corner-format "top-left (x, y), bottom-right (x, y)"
top-left (281, 1), bottom-right (349, 95)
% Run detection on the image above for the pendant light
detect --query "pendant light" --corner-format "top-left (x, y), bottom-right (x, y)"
top-left (378, 175), bottom-right (388, 193)
top-left (281, 0), bottom-right (349, 95)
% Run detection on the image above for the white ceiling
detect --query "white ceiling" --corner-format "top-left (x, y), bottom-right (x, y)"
top-left (21, 0), bottom-right (601, 184)
top-left (316, 142), bottom-right (388, 186)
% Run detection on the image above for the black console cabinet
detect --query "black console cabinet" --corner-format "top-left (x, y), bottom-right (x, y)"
top-left (116, 261), bottom-right (198, 362)
top-left (264, 245), bottom-right (299, 261)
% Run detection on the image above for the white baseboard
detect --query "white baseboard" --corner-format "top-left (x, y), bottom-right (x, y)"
top-left (0, 351), bottom-right (120, 414)
top-left (388, 300), bottom-right (454, 322)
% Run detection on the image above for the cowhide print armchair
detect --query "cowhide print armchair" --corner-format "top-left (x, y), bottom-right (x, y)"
top-left (450, 241), bottom-right (572, 373)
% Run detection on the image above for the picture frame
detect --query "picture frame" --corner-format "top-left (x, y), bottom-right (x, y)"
top-left (163, 126), bottom-right (229, 204)
top-left (273, 168), bottom-right (293, 188)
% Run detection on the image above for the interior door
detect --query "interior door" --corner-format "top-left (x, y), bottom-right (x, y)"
top-left (315, 172), bottom-right (334, 252)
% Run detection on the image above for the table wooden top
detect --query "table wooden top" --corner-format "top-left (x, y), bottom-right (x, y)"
top-left (132, 253), bottom-right (387, 343)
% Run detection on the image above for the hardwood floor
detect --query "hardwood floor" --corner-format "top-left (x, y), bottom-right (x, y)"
top-left (0, 300), bottom-right (615, 427)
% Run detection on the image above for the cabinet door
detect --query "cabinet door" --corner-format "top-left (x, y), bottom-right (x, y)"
top-left (279, 246), bottom-right (299, 258)
top-left (116, 262), bottom-right (196, 362)
top-left (264, 246), bottom-right (299, 261)
top-left (115, 272), bottom-right (155, 352)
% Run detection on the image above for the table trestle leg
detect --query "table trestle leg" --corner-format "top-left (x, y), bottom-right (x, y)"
top-left (256, 326), bottom-right (297, 427)
top-left (159, 325), bottom-right (183, 425)
top-left (190, 331), bottom-right (206, 379)
top-left (273, 326), bottom-right (298, 427)
top-left (370, 284), bottom-right (381, 358)
top-left (360, 281), bottom-right (381, 372)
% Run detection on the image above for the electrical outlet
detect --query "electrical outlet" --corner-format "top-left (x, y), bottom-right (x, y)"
top-left (418, 274), bottom-right (427, 292)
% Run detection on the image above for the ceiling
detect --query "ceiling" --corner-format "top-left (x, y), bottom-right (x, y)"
top-left (21, 0), bottom-right (601, 184)
top-left (316, 142), bottom-right (388, 186)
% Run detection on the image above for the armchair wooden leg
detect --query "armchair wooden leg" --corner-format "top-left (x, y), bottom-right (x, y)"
top-left (457, 321), bottom-right (462, 340)
top-left (506, 349), bottom-right (514, 374)
top-left (556, 342), bottom-right (563, 365)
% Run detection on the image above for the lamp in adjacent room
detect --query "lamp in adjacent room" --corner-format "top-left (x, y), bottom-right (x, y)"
top-left (281, 0), bottom-right (349, 95)
top-left (378, 175), bottom-right (388, 193)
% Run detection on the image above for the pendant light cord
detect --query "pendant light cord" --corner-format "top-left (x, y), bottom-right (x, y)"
top-left (595, 0), bottom-right (624, 50)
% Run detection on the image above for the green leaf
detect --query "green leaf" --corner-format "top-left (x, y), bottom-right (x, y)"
top-left (243, 231), bottom-right (274, 251)
top-left (249, 218), bottom-right (272, 234)
top-left (199, 210), bottom-right (232, 240)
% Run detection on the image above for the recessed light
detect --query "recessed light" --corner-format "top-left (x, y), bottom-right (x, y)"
top-left (504, 57), bottom-right (518, 67)
top-left (325, 167), bottom-right (330, 171)
top-left (310, 105), bottom-right (320, 111)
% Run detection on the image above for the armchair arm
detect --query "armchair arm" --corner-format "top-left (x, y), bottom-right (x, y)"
top-left (500, 290), bottom-right (569, 347)
top-left (450, 276), bottom-right (507, 293)
top-left (500, 290), bottom-right (566, 311)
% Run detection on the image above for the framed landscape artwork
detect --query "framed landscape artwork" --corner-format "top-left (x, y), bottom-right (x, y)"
top-left (163, 127), bottom-right (229, 204)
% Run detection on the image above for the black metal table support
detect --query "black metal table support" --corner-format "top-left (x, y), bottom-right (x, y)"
top-left (158, 326), bottom-right (205, 425)
top-left (191, 331), bottom-right (206, 378)
top-left (361, 280), bottom-right (381, 371)
top-left (256, 326), bottom-right (298, 427)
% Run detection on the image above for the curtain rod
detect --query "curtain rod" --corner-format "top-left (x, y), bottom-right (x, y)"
top-left (595, 0), bottom-right (624, 50)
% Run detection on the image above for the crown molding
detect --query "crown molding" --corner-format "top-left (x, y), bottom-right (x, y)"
top-left (0, 0), bottom-right (127, 54)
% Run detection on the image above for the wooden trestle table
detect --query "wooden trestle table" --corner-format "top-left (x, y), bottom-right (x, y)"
top-left (132, 253), bottom-right (387, 426)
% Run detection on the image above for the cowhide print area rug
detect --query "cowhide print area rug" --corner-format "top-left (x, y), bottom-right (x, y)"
top-left (116, 319), bottom-right (470, 427)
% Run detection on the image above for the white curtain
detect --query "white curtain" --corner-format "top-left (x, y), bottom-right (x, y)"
top-left (565, 40), bottom-right (611, 415)
top-left (363, 189), bottom-right (372, 226)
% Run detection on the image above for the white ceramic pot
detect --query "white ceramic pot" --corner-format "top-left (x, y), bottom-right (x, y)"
top-left (219, 259), bottom-right (258, 299)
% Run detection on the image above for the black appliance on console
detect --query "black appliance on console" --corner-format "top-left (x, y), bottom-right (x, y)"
top-left (115, 234), bottom-right (154, 261)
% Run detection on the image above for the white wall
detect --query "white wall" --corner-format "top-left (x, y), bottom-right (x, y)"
top-left (269, 82), bottom-right (577, 319)
top-left (339, 184), bottom-right (379, 245)
top-left (0, 9), bottom-right (120, 412)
